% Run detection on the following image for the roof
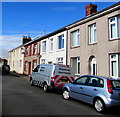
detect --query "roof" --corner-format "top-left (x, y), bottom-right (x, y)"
top-left (8, 45), bottom-right (23, 52)
top-left (66, 2), bottom-right (120, 29)
top-left (24, 27), bottom-right (66, 46)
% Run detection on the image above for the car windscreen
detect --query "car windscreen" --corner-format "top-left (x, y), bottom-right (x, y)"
top-left (111, 80), bottom-right (120, 89)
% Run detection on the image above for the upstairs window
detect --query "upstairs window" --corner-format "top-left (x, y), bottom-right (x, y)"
top-left (50, 38), bottom-right (53, 51)
top-left (33, 44), bottom-right (37, 55)
top-left (88, 23), bottom-right (97, 44)
top-left (109, 15), bottom-right (120, 40)
top-left (25, 47), bottom-right (29, 56)
top-left (58, 35), bottom-right (64, 49)
top-left (29, 45), bottom-right (32, 55)
top-left (42, 41), bottom-right (46, 53)
top-left (71, 29), bottom-right (80, 47)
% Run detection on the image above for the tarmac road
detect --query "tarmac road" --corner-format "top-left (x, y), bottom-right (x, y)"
top-left (2, 72), bottom-right (120, 116)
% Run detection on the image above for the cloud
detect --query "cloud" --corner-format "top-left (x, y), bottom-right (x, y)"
top-left (0, 35), bottom-right (22, 58)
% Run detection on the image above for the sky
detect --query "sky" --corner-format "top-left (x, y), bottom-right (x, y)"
top-left (1, 1), bottom-right (119, 58)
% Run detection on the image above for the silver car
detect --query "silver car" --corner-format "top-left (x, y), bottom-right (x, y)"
top-left (62, 75), bottom-right (120, 113)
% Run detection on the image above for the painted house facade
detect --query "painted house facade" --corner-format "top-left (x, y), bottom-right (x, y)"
top-left (40, 27), bottom-right (67, 65)
top-left (67, 2), bottom-right (120, 79)
top-left (8, 45), bottom-right (24, 74)
top-left (23, 37), bottom-right (40, 75)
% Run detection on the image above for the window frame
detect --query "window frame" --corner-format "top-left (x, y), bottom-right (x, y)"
top-left (109, 15), bottom-right (120, 40)
top-left (71, 29), bottom-right (80, 48)
top-left (110, 54), bottom-right (120, 78)
top-left (56, 57), bottom-right (63, 64)
top-left (88, 23), bottom-right (97, 44)
top-left (42, 41), bottom-right (47, 53)
top-left (49, 38), bottom-right (53, 52)
top-left (58, 35), bottom-right (64, 50)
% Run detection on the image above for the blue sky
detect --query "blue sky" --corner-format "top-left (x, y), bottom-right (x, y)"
top-left (1, 1), bottom-right (118, 58)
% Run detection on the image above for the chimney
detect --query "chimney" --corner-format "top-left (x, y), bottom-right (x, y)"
top-left (86, 3), bottom-right (97, 16)
top-left (22, 36), bottom-right (32, 44)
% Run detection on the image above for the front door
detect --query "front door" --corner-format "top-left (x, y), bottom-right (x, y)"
top-left (28, 62), bottom-right (31, 75)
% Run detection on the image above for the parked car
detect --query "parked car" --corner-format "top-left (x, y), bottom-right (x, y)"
top-left (30, 64), bottom-right (75, 92)
top-left (2, 64), bottom-right (10, 74)
top-left (62, 75), bottom-right (120, 113)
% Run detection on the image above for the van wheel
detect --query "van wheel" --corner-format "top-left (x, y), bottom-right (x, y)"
top-left (94, 98), bottom-right (105, 113)
top-left (43, 83), bottom-right (49, 92)
top-left (30, 78), bottom-right (34, 86)
top-left (62, 89), bottom-right (70, 100)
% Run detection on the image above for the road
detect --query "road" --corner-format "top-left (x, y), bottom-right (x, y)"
top-left (2, 72), bottom-right (120, 116)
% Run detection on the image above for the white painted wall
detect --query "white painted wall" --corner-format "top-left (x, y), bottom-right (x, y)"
top-left (40, 30), bottom-right (67, 65)
top-left (8, 46), bottom-right (24, 74)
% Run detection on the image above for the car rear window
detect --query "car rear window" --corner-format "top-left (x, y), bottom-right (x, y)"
top-left (111, 80), bottom-right (120, 89)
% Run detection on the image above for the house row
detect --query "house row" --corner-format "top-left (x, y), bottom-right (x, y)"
top-left (8, 2), bottom-right (120, 79)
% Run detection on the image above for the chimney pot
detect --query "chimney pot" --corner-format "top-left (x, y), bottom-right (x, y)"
top-left (86, 3), bottom-right (97, 16)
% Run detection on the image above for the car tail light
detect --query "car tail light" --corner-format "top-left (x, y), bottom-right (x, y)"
top-left (107, 79), bottom-right (113, 94)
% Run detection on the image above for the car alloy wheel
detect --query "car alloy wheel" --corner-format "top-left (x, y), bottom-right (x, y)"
top-left (43, 83), bottom-right (48, 92)
top-left (30, 79), bottom-right (34, 86)
top-left (63, 90), bottom-right (70, 100)
top-left (94, 99), bottom-right (105, 113)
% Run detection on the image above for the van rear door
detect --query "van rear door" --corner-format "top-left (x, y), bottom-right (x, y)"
top-left (53, 65), bottom-right (74, 89)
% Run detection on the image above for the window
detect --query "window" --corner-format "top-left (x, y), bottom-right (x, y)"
top-left (24, 61), bottom-right (28, 71)
top-left (33, 65), bottom-right (40, 72)
top-left (58, 35), bottom-right (64, 49)
top-left (71, 30), bottom-right (80, 47)
top-left (25, 47), bottom-right (29, 56)
top-left (20, 60), bottom-right (22, 67)
top-left (33, 44), bottom-right (37, 55)
top-left (88, 77), bottom-right (104, 87)
top-left (71, 57), bottom-right (80, 74)
top-left (110, 54), bottom-right (120, 78)
top-left (50, 38), bottom-right (53, 51)
top-left (109, 15), bottom-right (120, 40)
top-left (75, 77), bottom-right (88, 85)
top-left (88, 23), bottom-right (97, 44)
top-left (29, 45), bottom-right (32, 55)
top-left (41, 59), bottom-right (45, 64)
top-left (42, 41), bottom-right (46, 52)
top-left (56, 57), bottom-right (63, 64)
top-left (33, 60), bottom-right (37, 69)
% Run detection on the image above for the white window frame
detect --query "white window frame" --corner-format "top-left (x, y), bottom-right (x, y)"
top-left (49, 38), bottom-right (53, 52)
top-left (56, 57), bottom-right (63, 64)
top-left (71, 29), bottom-right (80, 47)
top-left (58, 35), bottom-right (64, 50)
top-left (109, 17), bottom-right (118, 40)
top-left (110, 54), bottom-right (119, 78)
top-left (71, 57), bottom-right (80, 75)
top-left (88, 23), bottom-right (97, 44)
top-left (33, 44), bottom-right (37, 55)
top-left (42, 41), bottom-right (46, 53)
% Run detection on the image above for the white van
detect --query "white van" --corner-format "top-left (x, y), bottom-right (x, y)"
top-left (30, 64), bottom-right (75, 92)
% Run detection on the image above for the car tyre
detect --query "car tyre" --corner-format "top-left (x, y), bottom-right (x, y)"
top-left (30, 78), bottom-right (34, 86)
top-left (43, 83), bottom-right (49, 92)
top-left (94, 98), bottom-right (106, 113)
top-left (62, 89), bottom-right (70, 100)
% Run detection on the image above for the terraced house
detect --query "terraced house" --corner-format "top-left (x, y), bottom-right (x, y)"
top-left (67, 2), bottom-right (120, 79)
top-left (23, 36), bottom-right (40, 75)
top-left (40, 27), bottom-right (67, 65)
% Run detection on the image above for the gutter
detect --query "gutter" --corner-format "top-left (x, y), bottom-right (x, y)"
top-left (66, 4), bottom-right (120, 29)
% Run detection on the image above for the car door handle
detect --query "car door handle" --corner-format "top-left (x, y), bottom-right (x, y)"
top-left (80, 87), bottom-right (83, 89)
top-left (93, 89), bottom-right (97, 91)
